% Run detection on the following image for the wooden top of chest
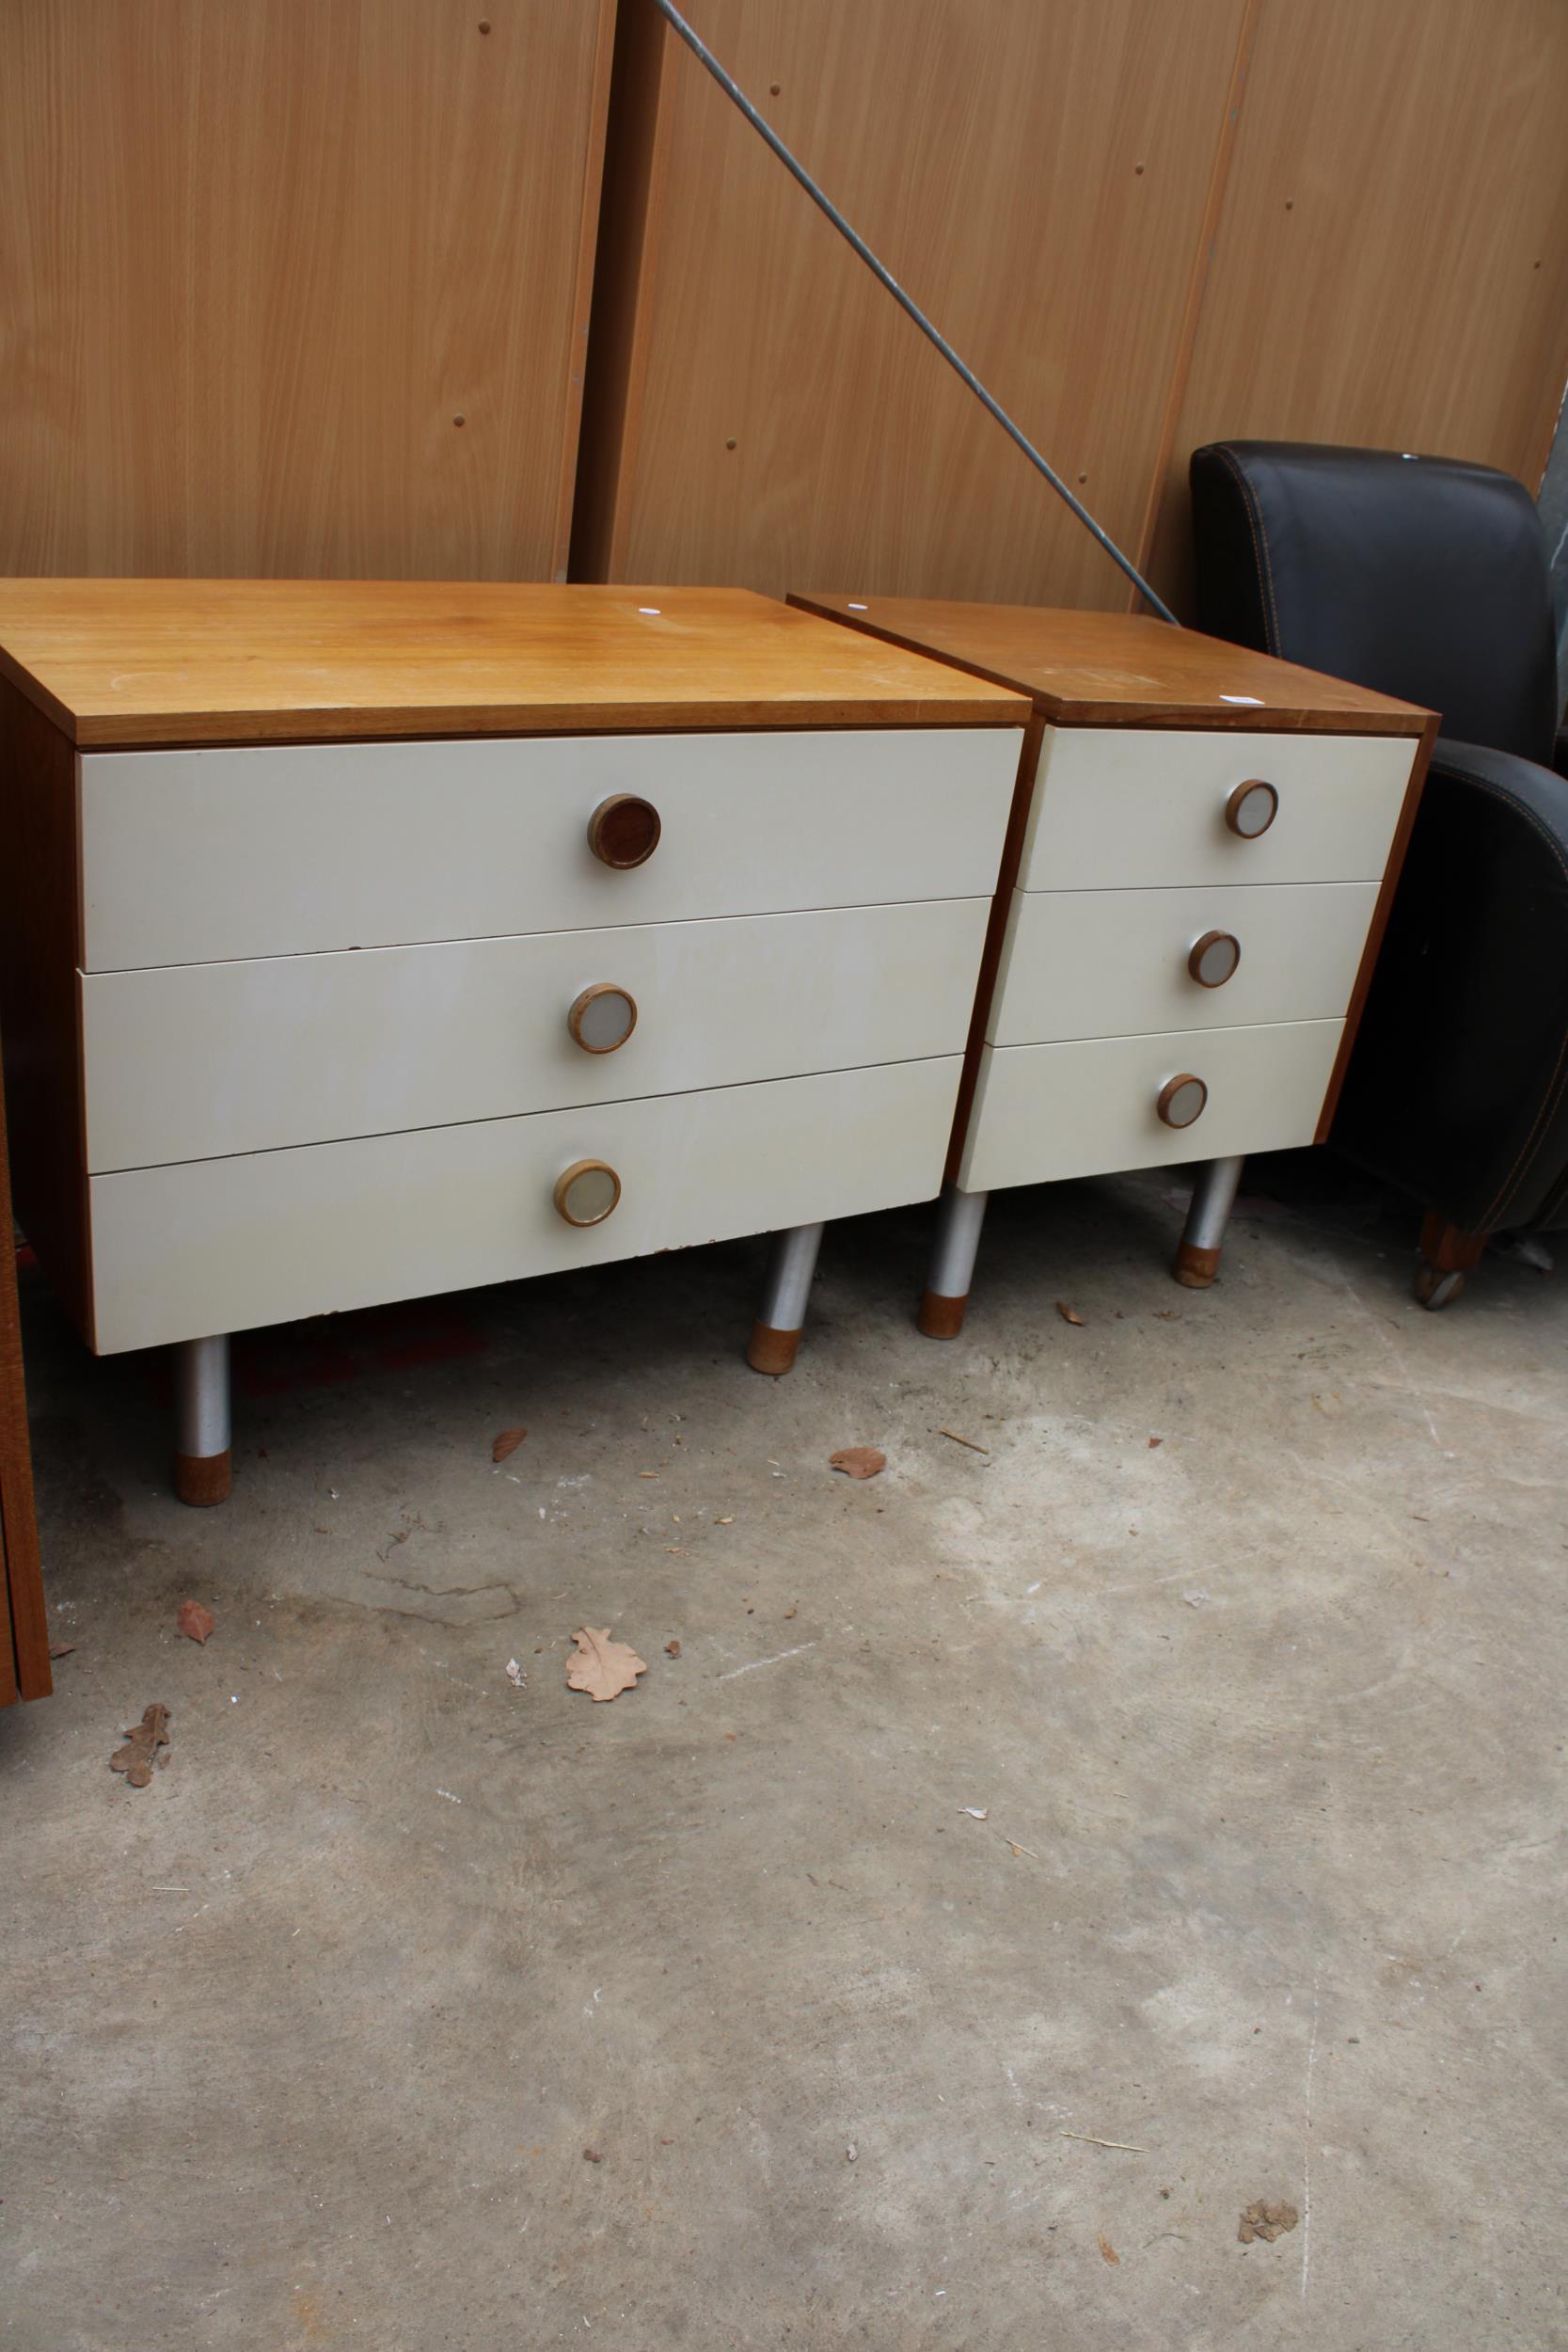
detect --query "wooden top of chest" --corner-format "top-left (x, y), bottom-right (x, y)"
top-left (0, 580), bottom-right (1029, 750)
top-left (788, 596), bottom-right (1431, 736)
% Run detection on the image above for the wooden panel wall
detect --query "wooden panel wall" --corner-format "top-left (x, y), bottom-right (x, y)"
top-left (4, 1), bottom-right (1564, 611)
top-left (1141, 0), bottom-right (1568, 612)
top-left (0, 0), bottom-right (615, 581)
top-left (575, 0), bottom-right (1568, 618)
top-left (574, 0), bottom-right (1254, 609)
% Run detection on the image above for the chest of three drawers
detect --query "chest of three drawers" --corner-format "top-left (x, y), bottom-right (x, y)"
top-left (0, 580), bottom-right (1025, 1498)
top-left (789, 596), bottom-right (1433, 1330)
top-left (76, 723), bottom-right (1023, 1352)
top-left (962, 719), bottom-right (1418, 1188)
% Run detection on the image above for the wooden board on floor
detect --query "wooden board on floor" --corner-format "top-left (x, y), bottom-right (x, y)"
top-left (0, 1054), bottom-right (51, 1706)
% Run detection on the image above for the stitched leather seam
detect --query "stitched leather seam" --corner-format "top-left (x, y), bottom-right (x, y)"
top-left (1533, 1162), bottom-right (1568, 1225)
top-left (1430, 764), bottom-right (1568, 1227)
top-left (1210, 448), bottom-right (1282, 654)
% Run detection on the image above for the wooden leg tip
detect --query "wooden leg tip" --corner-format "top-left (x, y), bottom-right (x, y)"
top-left (174, 1450), bottom-right (232, 1506)
top-left (1173, 1242), bottom-right (1220, 1289)
top-left (917, 1288), bottom-right (968, 1339)
top-left (747, 1322), bottom-right (801, 1377)
top-left (1417, 1209), bottom-right (1487, 1275)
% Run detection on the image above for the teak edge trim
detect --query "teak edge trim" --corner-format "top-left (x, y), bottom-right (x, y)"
top-left (0, 655), bottom-right (1029, 750)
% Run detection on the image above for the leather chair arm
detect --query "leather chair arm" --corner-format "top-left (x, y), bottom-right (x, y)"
top-left (1333, 738), bottom-right (1568, 1232)
top-left (1431, 734), bottom-right (1568, 847)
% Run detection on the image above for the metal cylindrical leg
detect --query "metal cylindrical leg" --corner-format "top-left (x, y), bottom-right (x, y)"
top-left (918, 1186), bottom-right (989, 1338)
top-left (747, 1223), bottom-right (825, 1375)
top-left (173, 1334), bottom-right (233, 1505)
top-left (1173, 1155), bottom-right (1244, 1289)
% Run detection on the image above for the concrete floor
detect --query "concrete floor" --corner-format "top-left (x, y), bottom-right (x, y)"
top-left (4, 1153), bottom-right (1566, 2350)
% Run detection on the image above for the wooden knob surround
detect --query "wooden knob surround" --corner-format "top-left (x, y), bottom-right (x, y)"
top-left (1225, 778), bottom-right (1278, 838)
top-left (553, 1159), bottom-right (622, 1227)
top-left (1188, 930), bottom-right (1241, 988)
top-left (1156, 1073), bottom-right (1208, 1129)
top-left (567, 983), bottom-right (638, 1054)
top-left (587, 794), bottom-right (661, 868)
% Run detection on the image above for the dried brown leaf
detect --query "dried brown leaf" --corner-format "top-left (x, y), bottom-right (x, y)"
top-left (491, 1426), bottom-right (528, 1462)
top-left (1098, 2233), bottom-right (1120, 2265)
top-left (177, 1599), bottom-right (215, 1645)
top-left (49, 1641), bottom-right (75, 1660)
top-left (110, 1704), bottom-right (170, 1788)
top-left (1238, 2199), bottom-right (1299, 2245)
top-left (1148, 1436), bottom-right (1164, 1448)
top-left (565, 1628), bottom-right (647, 1703)
top-left (829, 1447), bottom-right (885, 1481)
top-left (1054, 1301), bottom-right (1085, 1327)
top-left (664, 1639), bottom-right (681, 1657)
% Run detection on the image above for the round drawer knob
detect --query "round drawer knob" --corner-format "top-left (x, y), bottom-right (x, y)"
top-left (1188, 930), bottom-right (1241, 988)
top-left (1225, 778), bottom-right (1278, 838)
top-left (553, 1158), bottom-right (622, 1228)
top-left (587, 793), bottom-right (661, 869)
top-left (567, 983), bottom-right (638, 1055)
top-left (1156, 1073), bottom-right (1208, 1129)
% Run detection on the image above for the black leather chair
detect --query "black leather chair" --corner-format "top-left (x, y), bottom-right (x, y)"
top-left (1190, 440), bottom-right (1568, 1306)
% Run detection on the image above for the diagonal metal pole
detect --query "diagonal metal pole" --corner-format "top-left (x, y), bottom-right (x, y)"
top-left (648, 0), bottom-right (1180, 626)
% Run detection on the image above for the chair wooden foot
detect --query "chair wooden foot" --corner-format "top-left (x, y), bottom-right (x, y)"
top-left (173, 1334), bottom-right (232, 1504)
top-left (1415, 1211), bottom-right (1486, 1309)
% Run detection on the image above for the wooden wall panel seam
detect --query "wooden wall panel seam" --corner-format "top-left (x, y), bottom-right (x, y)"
top-left (575, 1), bottom-right (1568, 619)
top-left (1132, 0), bottom-right (1262, 602)
top-left (576, 0), bottom-right (1259, 607)
top-left (569, 0), bottom-right (676, 581)
top-left (550, 0), bottom-right (622, 581)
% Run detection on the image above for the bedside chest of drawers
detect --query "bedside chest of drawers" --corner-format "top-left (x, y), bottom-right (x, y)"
top-left (790, 597), bottom-right (1433, 1333)
top-left (0, 581), bottom-right (1026, 1500)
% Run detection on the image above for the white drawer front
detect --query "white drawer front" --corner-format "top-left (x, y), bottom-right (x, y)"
top-left (82, 898), bottom-right (987, 1170)
top-left (1019, 727), bottom-right (1412, 892)
top-left (958, 1019), bottom-right (1342, 1192)
top-left (87, 1057), bottom-right (961, 1354)
top-left (79, 726), bottom-right (1022, 971)
top-left (989, 881), bottom-right (1378, 1046)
